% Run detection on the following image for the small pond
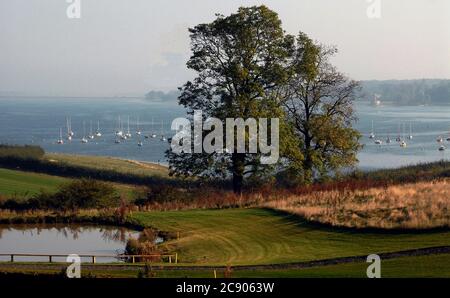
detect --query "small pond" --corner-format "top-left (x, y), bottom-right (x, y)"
top-left (0, 224), bottom-right (147, 263)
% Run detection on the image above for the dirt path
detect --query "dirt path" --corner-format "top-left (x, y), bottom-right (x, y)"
top-left (1, 246), bottom-right (449, 273)
top-left (124, 159), bottom-right (166, 170)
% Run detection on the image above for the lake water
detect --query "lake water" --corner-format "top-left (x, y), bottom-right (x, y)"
top-left (0, 224), bottom-right (141, 263)
top-left (0, 97), bottom-right (449, 169)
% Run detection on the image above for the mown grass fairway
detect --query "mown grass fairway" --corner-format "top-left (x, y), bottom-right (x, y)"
top-left (132, 208), bottom-right (450, 266)
top-left (45, 153), bottom-right (168, 177)
top-left (0, 168), bottom-right (68, 197)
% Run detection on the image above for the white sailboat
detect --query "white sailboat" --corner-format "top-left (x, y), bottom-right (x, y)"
top-left (136, 116), bottom-right (142, 136)
top-left (88, 120), bottom-right (95, 139)
top-left (437, 136), bottom-right (444, 143)
top-left (369, 120), bottom-right (375, 139)
top-left (151, 118), bottom-right (157, 138)
top-left (66, 117), bottom-right (73, 141)
top-left (95, 120), bottom-right (102, 137)
top-left (68, 117), bottom-right (74, 137)
top-left (160, 120), bottom-right (166, 142)
top-left (125, 116), bottom-right (132, 139)
top-left (408, 122), bottom-right (413, 140)
top-left (57, 128), bottom-right (64, 145)
top-left (399, 123), bottom-right (407, 148)
top-left (81, 121), bottom-right (88, 143)
top-left (115, 116), bottom-right (123, 137)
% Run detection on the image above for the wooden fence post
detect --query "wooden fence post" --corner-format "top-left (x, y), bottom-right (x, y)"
top-left (10, 255), bottom-right (14, 262)
top-left (175, 253), bottom-right (178, 264)
top-left (49, 256), bottom-right (52, 263)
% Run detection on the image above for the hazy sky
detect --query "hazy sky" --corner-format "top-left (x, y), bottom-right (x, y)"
top-left (1, 0), bottom-right (449, 97)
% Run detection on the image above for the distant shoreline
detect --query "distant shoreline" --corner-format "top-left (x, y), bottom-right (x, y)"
top-left (0, 95), bottom-right (146, 100)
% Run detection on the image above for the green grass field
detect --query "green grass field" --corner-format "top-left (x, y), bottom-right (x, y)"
top-left (0, 167), bottom-right (139, 200)
top-left (44, 153), bottom-right (168, 177)
top-left (0, 152), bottom-right (169, 199)
top-left (0, 168), bottom-right (68, 197)
top-left (131, 208), bottom-right (450, 266)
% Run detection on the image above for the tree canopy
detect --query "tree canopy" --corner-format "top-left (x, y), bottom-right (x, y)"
top-left (281, 33), bottom-right (361, 184)
top-left (168, 5), bottom-right (361, 192)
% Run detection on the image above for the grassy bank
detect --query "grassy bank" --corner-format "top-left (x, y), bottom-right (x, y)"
top-left (44, 153), bottom-right (168, 177)
top-left (0, 153), bottom-right (175, 188)
top-left (1, 253), bottom-right (449, 278)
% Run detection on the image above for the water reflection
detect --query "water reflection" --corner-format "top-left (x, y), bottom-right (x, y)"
top-left (0, 224), bottom-right (141, 263)
top-left (0, 224), bottom-right (133, 243)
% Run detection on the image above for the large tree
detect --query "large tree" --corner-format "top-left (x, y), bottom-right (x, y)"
top-left (168, 6), bottom-right (361, 192)
top-left (167, 6), bottom-right (297, 193)
top-left (282, 32), bottom-right (361, 183)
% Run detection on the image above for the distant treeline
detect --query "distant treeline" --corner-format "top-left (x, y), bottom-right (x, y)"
top-left (144, 90), bottom-right (180, 102)
top-left (359, 79), bottom-right (450, 105)
top-left (146, 80), bottom-right (450, 106)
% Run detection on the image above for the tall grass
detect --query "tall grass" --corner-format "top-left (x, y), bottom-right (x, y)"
top-left (265, 179), bottom-right (450, 229)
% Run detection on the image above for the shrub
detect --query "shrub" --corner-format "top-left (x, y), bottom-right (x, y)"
top-left (0, 179), bottom-right (120, 211)
top-left (49, 179), bottom-right (121, 210)
top-left (125, 228), bottom-right (162, 262)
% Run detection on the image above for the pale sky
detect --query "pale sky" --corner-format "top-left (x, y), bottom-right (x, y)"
top-left (0, 0), bottom-right (449, 97)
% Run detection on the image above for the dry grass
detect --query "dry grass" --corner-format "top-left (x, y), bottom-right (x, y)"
top-left (265, 179), bottom-right (450, 229)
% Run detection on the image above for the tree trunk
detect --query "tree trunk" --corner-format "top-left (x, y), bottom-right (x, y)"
top-left (232, 153), bottom-right (245, 194)
top-left (303, 153), bottom-right (314, 184)
top-left (303, 133), bottom-right (314, 184)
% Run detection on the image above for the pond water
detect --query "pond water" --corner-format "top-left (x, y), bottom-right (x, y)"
top-left (0, 224), bottom-right (142, 263)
